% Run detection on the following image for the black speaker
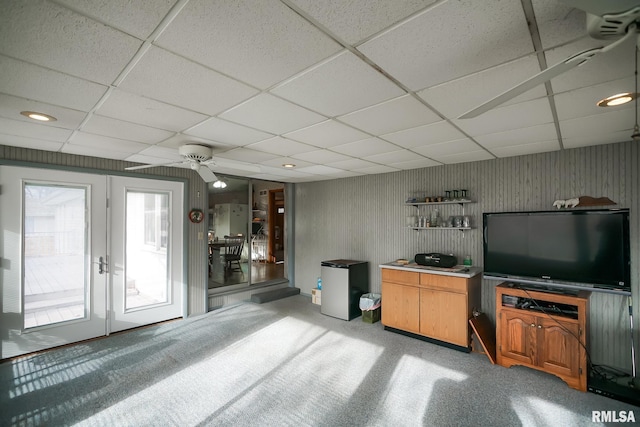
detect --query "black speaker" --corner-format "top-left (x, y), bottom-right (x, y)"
top-left (415, 253), bottom-right (457, 268)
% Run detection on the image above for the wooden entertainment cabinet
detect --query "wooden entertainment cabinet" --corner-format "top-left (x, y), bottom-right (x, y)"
top-left (380, 265), bottom-right (481, 349)
top-left (496, 282), bottom-right (590, 391)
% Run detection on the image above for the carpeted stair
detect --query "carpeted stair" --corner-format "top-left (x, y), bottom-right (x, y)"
top-left (250, 287), bottom-right (300, 303)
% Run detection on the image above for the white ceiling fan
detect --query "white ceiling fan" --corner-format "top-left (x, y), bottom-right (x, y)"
top-left (125, 143), bottom-right (261, 182)
top-left (459, 0), bottom-right (640, 119)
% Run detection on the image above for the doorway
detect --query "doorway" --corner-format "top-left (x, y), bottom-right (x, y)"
top-left (0, 166), bottom-right (184, 359)
top-left (207, 177), bottom-right (285, 290)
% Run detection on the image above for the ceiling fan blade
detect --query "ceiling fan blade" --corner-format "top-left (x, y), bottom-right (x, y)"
top-left (557, 0), bottom-right (640, 17)
top-left (459, 48), bottom-right (603, 119)
top-left (203, 158), bottom-right (261, 173)
top-left (197, 165), bottom-right (218, 183)
top-left (125, 161), bottom-right (185, 171)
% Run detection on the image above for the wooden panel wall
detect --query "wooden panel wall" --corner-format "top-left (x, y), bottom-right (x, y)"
top-left (0, 145), bottom-right (209, 316)
top-left (295, 141), bottom-right (639, 370)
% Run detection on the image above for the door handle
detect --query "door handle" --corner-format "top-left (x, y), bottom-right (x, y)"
top-left (98, 256), bottom-right (108, 274)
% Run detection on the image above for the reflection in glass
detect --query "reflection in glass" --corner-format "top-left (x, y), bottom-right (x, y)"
top-left (23, 184), bottom-right (87, 329)
top-left (125, 191), bottom-right (169, 310)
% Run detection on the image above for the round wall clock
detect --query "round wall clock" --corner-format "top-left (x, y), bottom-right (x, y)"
top-left (188, 209), bottom-right (204, 224)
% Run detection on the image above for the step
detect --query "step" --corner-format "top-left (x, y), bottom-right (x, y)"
top-left (250, 287), bottom-right (300, 304)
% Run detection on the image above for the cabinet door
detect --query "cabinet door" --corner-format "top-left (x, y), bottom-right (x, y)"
top-left (537, 317), bottom-right (581, 379)
top-left (500, 310), bottom-right (536, 365)
top-left (382, 282), bottom-right (420, 333)
top-left (420, 289), bottom-right (468, 346)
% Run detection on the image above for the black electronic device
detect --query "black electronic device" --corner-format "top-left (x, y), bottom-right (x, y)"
top-left (415, 253), bottom-right (457, 268)
top-left (483, 209), bottom-right (631, 294)
top-left (588, 375), bottom-right (640, 407)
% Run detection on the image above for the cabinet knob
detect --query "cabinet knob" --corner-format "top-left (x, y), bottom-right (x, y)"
top-left (538, 325), bottom-right (542, 329)
top-left (530, 323), bottom-right (536, 328)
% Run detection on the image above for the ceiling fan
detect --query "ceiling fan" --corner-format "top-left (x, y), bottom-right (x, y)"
top-left (125, 143), bottom-right (261, 182)
top-left (459, 0), bottom-right (640, 119)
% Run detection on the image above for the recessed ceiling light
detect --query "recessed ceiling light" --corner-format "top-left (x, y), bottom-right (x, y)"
top-left (597, 93), bottom-right (637, 107)
top-left (282, 164), bottom-right (296, 168)
top-left (20, 111), bottom-right (57, 122)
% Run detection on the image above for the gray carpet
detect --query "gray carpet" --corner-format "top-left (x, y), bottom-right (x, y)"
top-left (0, 295), bottom-right (636, 426)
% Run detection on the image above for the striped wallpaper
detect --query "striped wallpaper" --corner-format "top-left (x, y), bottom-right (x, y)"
top-left (294, 141), bottom-right (639, 370)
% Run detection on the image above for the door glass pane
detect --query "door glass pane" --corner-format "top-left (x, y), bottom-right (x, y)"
top-left (125, 191), bottom-right (169, 310)
top-left (23, 184), bottom-right (87, 329)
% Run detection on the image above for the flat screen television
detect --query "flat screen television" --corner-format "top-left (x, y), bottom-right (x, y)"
top-left (483, 209), bottom-right (631, 294)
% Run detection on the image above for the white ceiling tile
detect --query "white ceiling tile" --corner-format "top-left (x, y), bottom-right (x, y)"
top-left (156, 0), bottom-right (341, 89)
top-left (544, 35), bottom-right (636, 94)
top-left (184, 117), bottom-right (272, 146)
top-left (389, 158), bottom-right (441, 170)
top-left (54, 0), bottom-right (176, 39)
top-left (331, 137), bottom-right (399, 157)
top-left (412, 138), bottom-right (480, 157)
top-left (490, 140), bottom-right (560, 158)
top-left (363, 149), bottom-right (420, 164)
top-left (137, 145), bottom-right (184, 162)
top-left (0, 94), bottom-right (87, 130)
top-left (258, 157), bottom-right (314, 169)
top-left (554, 76), bottom-right (635, 121)
top-left (352, 164), bottom-right (399, 174)
top-left (326, 158), bottom-right (377, 170)
top-left (83, 115), bottom-right (173, 144)
top-left (0, 134), bottom-right (64, 151)
top-left (0, 0), bottom-right (142, 85)
top-left (454, 98), bottom-right (554, 137)
top-left (359, 0), bottom-right (534, 90)
top-left (284, 120), bottom-right (369, 148)
top-left (295, 164), bottom-right (348, 176)
top-left (291, 149), bottom-right (352, 164)
top-left (563, 130), bottom-right (633, 149)
top-left (289, 0), bottom-right (436, 45)
top-left (0, 55), bottom-right (108, 112)
top-left (247, 136), bottom-right (317, 157)
top-left (119, 47), bottom-right (258, 116)
top-left (560, 109), bottom-right (635, 141)
top-left (339, 95), bottom-right (440, 135)
top-left (418, 55), bottom-right (547, 118)
top-left (532, 0), bottom-right (587, 49)
top-left (0, 117), bottom-right (72, 142)
top-left (216, 148), bottom-right (280, 163)
top-left (69, 132), bottom-right (150, 153)
top-left (220, 94), bottom-right (326, 135)
top-left (433, 150), bottom-right (495, 164)
top-left (271, 51), bottom-right (405, 116)
top-left (382, 121), bottom-right (466, 149)
top-left (61, 144), bottom-right (132, 160)
top-left (96, 90), bottom-right (208, 132)
top-left (475, 123), bottom-right (558, 149)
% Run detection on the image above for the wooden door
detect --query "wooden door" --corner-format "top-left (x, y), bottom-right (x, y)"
top-left (537, 317), bottom-right (581, 379)
top-left (420, 289), bottom-right (468, 346)
top-left (381, 282), bottom-right (420, 333)
top-left (500, 310), bottom-right (537, 365)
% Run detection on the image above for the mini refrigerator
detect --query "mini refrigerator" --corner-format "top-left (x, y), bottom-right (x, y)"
top-left (320, 260), bottom-right (369, 320)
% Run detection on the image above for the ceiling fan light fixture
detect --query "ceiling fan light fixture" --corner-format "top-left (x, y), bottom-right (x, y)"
top-left (20, 111), bottom-right (57, 122)
top-left (596, 92), bottom-right (637, 107)
top-left (213, 180), bottom-right (227, 189)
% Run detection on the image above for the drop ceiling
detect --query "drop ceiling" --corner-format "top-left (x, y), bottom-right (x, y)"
top-left (1, 0), bottom-right (639, 183)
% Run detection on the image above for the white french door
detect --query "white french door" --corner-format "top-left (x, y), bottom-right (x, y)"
top-left (0, 166), bottom-right (184, 359)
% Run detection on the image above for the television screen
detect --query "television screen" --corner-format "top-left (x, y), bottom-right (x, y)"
top-left (483, 209), bottom-right (630, 292)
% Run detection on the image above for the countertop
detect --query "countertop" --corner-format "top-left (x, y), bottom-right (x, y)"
top-left (379, 262), bottom-right (482, 278)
